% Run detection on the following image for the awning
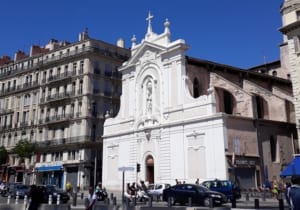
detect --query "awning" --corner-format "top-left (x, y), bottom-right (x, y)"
top-left (280, 155), bottom-right (300, 178)
top-left (37, 165), bottom-right (62, 172)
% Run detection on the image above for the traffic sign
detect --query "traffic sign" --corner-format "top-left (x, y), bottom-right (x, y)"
top-left (118, 166), bottom-right (134, 172)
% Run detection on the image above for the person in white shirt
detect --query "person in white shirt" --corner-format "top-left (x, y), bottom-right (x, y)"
top-left (85, 186), bottom-right (97, 210)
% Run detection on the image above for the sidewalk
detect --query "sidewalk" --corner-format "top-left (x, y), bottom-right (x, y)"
top-left (69, 190), bottom-right (290, 210)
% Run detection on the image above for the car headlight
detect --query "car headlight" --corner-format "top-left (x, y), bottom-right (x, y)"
top-left (210, 194), bottom-right (221, 198)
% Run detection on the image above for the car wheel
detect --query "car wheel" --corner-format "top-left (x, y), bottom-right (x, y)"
top-left (203, 198), bottom-right (210, 207)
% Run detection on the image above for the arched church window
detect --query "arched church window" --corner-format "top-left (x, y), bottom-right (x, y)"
top-left (193, 78), bottom-right (200, 98)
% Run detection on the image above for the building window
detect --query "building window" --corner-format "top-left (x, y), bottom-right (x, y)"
top-left (73, 62), bottom-right (77, 75)
top-left (78, 102), bottom-right (82, 115)
top-left (33, 93), bottom-right (37, 104)
top-left (253, 95), bottom-right (268, 119)
top-left (293, 36), bottom-right (300, 53)
top-left (193, 78), bottom-right (200, 98)
top-left (80, 60), bottom-right (84, 73)
top-left (72, 82), bottom-right (76, 94)
top-left (64, 65), bottom-right (68, 75)
top-left (62, 106), bottom-right (66, 117)
top-left (42, 153), bottom-right (46, 162)
top-left (270, 135), bottom-right (279, 162)
top-left (79, 80), bottom-right (83, 94)
top-left (297, 10), bottom-right (300, 20)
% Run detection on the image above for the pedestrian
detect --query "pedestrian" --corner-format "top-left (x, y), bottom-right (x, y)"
top-left (195, 178), bottom-right (200, 185)
top-left (285, 182), bottom-right (291, 207)
top-left (288, 175), bottom-right (300, 210)
top-left (28, 185), bottom-right (41, 210)
top-left (66, 181), bottom-right (72, 196)
top-left (272, 180), bottom-right (279, 200)
top-left (85, 186), bottom-right (97, 210)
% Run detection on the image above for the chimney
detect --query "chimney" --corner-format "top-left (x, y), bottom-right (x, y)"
top-left (30, 45), bottom-right (49, 56)
top-left (0, 56), bottom-right (12, 66)
top-left (79, 28), bottom-right (89, 41)
top-left (117, 38), bottom-right (125, 48)
top-left (14, 50), bottom-right (27, 61)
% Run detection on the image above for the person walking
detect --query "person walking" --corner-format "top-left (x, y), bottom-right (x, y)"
top-left (66, 181), bottom-right (72, 196)
top-left (85, 186), bottom-right (97, 210)
top-left (28, 185), bottom-right (41, 210)
top-left (288, 175), bottom-right (300, 210)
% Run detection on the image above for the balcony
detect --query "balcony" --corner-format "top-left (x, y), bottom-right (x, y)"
top-left (40, 91), bottom-right (76, 104)
top-left (35, 135), bottom-right (101, 148)
top-left (47, 71), bottom-right (73, 84)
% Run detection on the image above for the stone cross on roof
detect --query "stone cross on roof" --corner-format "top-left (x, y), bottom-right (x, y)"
top-left (146, 11), bottom-right (154, 36)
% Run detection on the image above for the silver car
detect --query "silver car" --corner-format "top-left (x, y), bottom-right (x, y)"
top-left (148, 183), bottom-right (171, 200)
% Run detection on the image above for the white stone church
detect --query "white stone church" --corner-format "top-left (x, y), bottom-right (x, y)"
top-left (102, 13), bottom-right (228, 190)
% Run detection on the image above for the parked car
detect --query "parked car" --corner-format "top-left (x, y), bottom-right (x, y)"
top-left (162, 183), bottom-right (227, 207)
top-left (11, 184), bottom-right (30, 198)
top-left (7, 182), bottom-right (23, 197)
top-left (147, 183), bottom-right (171, 200)
top-left (37, 185), bottom-right (70, 203)
top-left (201, 179), bottom-right (241, 201)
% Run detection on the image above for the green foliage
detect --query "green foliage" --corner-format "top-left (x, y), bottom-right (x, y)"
top-left (13, 139), bottom-right (35, 159)
top-left (0, 146), bottom-right (8, 164)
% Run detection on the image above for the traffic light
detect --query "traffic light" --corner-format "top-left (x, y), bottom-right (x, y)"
top-left (136, 163), bottom-right (141, 173)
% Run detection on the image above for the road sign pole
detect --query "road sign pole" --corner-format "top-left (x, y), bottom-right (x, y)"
top-left (122, 170), bottom-right (125, 203)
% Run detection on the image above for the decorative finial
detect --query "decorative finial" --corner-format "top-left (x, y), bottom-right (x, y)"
top-left (131, 34), bottom-right (137, 48)
top-left (146, 11), bottom-right (154, 36)
top-left (164, 18), bottom-right (170, 33)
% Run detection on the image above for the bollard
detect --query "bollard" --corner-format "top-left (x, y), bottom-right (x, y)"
top-left (167, 197), bottom-right (173, 207)
top-left (57, 194), bottom-right (61, 205)
top-left (254, 198), bottom-right (259, 209)
top-left (107, 198), bottom-right (110, 205)
top-left (246, 192), bottom-right (249, 201)
top-left (231, 198), bottom-right (236, 208)
top-left (133, 196), bottom-right (136, 206)
top-left (24, 195), bottom-right (28, 205)
top-left (15, 191), bottom-right (19, 204)
top-left (110, 193), bottom-right (114, 200)
top-left (7, 194), bottom-right (11, 204)
top-left (72, 192), bottom-right (77, 206)
top-left (81, 192), bottom-right (84, 200)
top-left (278, 198), bottom-right (284, 210)
top-left (113, 196), bottom-right (117, 205)
top-left (188, 197), bottom-right (192, 207)
top-left (125, 197), bottom-right (130, 207)
top-left (148, 196), bottom-right (153, 207)
top-left (262, 190), bottom-right (266, 201)
top-left (48, 194), bottom-right (52, 205)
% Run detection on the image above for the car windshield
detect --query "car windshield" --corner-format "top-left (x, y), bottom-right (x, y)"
top-left (16, 185), bottom-right (29, 190)
top-left (196, 185), bottom-right (209, 192)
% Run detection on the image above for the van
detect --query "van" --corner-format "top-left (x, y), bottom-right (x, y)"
top-left (201, 179), bottom-right (241, 201)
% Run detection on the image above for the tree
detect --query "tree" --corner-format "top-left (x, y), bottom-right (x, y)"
top-left (0, 146), bottom-right (8, 165)
top-left (13, 139), bottom-right (35, 160)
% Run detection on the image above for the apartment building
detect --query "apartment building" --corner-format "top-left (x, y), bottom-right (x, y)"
top-left (0, 30), bottom-right (130, 189)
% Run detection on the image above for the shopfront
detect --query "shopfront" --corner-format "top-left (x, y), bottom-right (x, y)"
top-left (228, 156), bottom-right (260, 190)
top-left (36, 163), bottom-right (64, 188)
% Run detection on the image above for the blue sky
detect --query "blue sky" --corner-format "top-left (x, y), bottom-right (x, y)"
top-left (0, 0), bottom-right (283, 69)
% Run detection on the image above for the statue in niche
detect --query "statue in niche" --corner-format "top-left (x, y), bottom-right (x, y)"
top-left (146, 80), bottom-right (153, 114)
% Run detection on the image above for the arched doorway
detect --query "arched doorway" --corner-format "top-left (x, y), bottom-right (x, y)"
top-left (145, 155), bottom-right (154, 184)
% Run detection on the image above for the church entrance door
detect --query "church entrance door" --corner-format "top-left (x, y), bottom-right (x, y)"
top-left (146, 155), bottom-right (154, 184)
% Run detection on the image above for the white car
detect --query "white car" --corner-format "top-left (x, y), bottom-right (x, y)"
top-left (147, 183), bottom-right (171, 200)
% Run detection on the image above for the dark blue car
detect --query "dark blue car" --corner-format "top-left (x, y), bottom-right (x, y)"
top-left (201, 179), bottom-right (241, 201)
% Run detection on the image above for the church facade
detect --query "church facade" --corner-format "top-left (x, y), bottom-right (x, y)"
top-left (103, 12), bottom-right (296, 191)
